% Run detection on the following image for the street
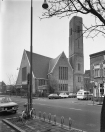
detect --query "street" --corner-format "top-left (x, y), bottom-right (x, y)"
top-left (0, 96), bottom-right (102, 132)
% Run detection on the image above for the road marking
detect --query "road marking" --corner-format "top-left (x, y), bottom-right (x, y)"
top-left (34, 103), bottom-right (82, 111)
top-left (68, 108), bottom-right (82, 111)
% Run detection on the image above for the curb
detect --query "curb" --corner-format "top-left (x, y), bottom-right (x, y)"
top-left (2, 119), bottom-right (25, 132)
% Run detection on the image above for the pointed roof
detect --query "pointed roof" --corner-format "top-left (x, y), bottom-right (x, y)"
top-left (48, 53), bottom-right (62, 74)
top-left (25, 50), bottom-right (73, 78)
top-left (25, 50), bottom-right (52, 78)
top-left (48, 52), bottom-right (73, 74)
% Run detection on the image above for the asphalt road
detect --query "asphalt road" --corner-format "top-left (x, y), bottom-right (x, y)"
top-left (0, 96), bottom-right (102, 132)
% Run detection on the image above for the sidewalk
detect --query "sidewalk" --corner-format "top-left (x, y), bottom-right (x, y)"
top-left (1, 116), bottom-right (85, 132)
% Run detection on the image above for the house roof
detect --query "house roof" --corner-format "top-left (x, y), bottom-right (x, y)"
top-left (84, 70), bottom-right (90, 78)
top-left (90, 50), bottom-right (105, 58)
top-left (25, 50), bottom-right (52, 78)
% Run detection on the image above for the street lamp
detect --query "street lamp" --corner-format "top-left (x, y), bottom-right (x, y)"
top-left (28, 0), bottom-right (49, 116)
top-left (28, 0), bottom-right (33, 115)
top-left (42, 0), bottom-right (49, 9)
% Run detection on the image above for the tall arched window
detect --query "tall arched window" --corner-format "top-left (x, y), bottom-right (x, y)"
top-left (78, 63), bottom-right (81, 71)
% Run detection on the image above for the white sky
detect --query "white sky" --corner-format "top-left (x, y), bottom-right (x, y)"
top-left (0, 0), bottom-right (105, 84)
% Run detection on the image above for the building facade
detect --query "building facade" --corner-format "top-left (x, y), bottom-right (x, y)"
top-left (69, 16), bottom-right (84, 92)
top-left (84, 70), bottom-right (93, 92)
top-left (16, 50), bottom-right (73, 94)
top-left (16, 16), bottom-right (84, 94)
top-left (90, 50), bottom-right (105, 97)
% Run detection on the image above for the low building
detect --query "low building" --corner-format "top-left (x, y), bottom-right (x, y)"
top-left (90, 50), bottom-right (105, 97)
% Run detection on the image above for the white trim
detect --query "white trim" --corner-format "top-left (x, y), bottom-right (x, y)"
top-left (94, 65), bottom-right (100, 69)
top-left (49, 53), bottom-right (62, 74)
top-left (22, 81), bottom-right (27, 85)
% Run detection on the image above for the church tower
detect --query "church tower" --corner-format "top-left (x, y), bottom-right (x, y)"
top-left (69, 16), bottom-right (84, 92)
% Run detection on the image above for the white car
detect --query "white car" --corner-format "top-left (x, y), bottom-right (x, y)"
top-left (0, 96), bottom-right (18, 113)
top-left (59, 93), bottom-right (68, 98)
top-left (77, 90), bottom-right (90, 100)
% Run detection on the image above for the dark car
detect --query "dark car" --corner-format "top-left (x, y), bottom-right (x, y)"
top-left (48, 94), bottom-right (60, 99)
top-left (68, 93), bottom-right (77, 98)
top-left (0, 96), bottom-right (18, 113)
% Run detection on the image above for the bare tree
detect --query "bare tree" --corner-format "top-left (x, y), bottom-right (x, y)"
top-left (7, 74), bottom-right (17, 85)
top-left (42, 0), bottom-right (105, 38)
top-left (48, 78), bottom-right (59, 93)
top-left (7, 74), bottom-right (17, 95)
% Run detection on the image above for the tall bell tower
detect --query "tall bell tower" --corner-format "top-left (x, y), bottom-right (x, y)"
top-left (69, 16), bottom-right (84, 92)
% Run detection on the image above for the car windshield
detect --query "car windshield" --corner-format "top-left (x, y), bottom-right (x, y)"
top-left (0, 97), bottom-right (12, 103)
top-left (84, 92), bottom-right (89, 95)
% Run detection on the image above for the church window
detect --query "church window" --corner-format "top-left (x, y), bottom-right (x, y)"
top-left (78, 39), bottom-right (80, 48)
top-left (78, 76), bottom-right (81, 82)
top-left (78, 63), bottom-right (81, 71)
top-left (59, 84), bottom-right (68, 91)
top-left (70, 28), bottom-right (72, 35)
top-left (77, 26), bottom-right (80, 33)
top-left (22, 67), bottom-right (27, 81)
top-left (59, 67), bottom-right (68, 80)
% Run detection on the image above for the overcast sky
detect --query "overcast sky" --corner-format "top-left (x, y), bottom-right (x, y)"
top-left (0, 0), bottom-right (105, 84)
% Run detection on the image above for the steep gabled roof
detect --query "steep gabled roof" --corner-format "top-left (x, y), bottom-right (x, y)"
top-left (48, 52), bottom-right (73, 74)
top-left (25, 50), bottom-right (52, 78)
top-left (48, 53), bottom-right (62, 74)
top-left (25, 50), bottom-right (73, 78)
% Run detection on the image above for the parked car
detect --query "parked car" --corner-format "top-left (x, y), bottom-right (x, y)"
top-left (0, 96), bottom-right (18, 113)
top-left (68, 93), bottom-right (77, 98)
top-left (48, 94), bottom-right (60, 99)
top-left (59, 93), bottom-right (68, 98)
top-left (88, 93), bottom-right (93, 100)
top-left (77, 90), bottom-right (90, 100)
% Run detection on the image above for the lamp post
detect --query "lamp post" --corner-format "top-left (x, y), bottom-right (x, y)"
top-left (29, 0), bottom-right (33, 113)
top-left (27, 0), bottom-right (48, 116)
top-left (28, 0), bottom-right (49, 115)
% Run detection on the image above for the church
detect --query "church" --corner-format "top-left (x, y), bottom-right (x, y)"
top-left (16, 16), bottom-right (84, 94)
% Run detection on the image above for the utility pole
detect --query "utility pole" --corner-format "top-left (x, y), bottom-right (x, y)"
top-left (30, 0), bottom-right (33, 111)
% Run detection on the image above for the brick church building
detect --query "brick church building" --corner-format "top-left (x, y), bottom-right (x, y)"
top-left (16, 16), bottom-right (84, 94)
